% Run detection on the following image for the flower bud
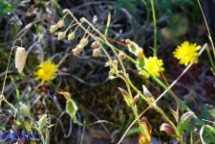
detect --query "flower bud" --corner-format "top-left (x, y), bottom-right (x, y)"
top-left (125, 39), bottom-right (131, 45)
top-left (15, 47), bottom-right (27, 74)
top-left (19, 102), bottom-right (30, 117)
top-left (68, 31), bottom-right (76, 41)
top-left (178, 112), bottom-right (194, 135)
top-left (76, 44), bottom-right (83, 51)
top-left (133, 94), bottom-right (139, 106)
top-left (92, 48), bottom-right (101, 57)
top-left (118, 51), bottom-right (126, 60)
top-left (160, 123), bottom-right (176, 136)
top-left (118, 87), bottom-right (133, 107)
top-left (136, 48), bottom-right (144, 58)
top-left (72, 48), bottom-right (81, 56)
top-left (80, 38), bottom-right (88, 47)
top-left (57, 20), bottom-right (64, 28)
top-left (139, 118), bottom-right (151, 144)
top-left (58, 32), bottom-right (65, 40)
top-left (38, 114), bottom-right (47, 132)
top-left (91, 41), bottom-right (99, 49)
top-left (50, 25), bottom-right (57, 33)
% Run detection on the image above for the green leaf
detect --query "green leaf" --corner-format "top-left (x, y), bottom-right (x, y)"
top-left (66, 99), bottom-right (78, 117)
top-left (178, 112), bottom-right (194, 135)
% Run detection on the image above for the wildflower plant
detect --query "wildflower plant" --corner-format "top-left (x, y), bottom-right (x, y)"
top-left (1, 1), bottom-right (215, 144)
top-left (47, 8), bottom-right (213, 144)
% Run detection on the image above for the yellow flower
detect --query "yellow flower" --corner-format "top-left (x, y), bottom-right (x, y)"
top-left (144, 56), bottom-right (164, 78)
top-left (173, 41), bottom-right (201, 66)
top-left (35, 59), bottom-right (58, 84)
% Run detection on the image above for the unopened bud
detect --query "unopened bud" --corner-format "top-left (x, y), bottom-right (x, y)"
top-left (133, 94), bottom-right (140, 106)
top-left (57, 20), bottom-right (64, 28)
top-left (118, 87), bottom-right (133, 107)
top-left (91, 41), bottom-right (99, 49)
top-left (118, 51), bottom-right (126, 60)
top-left (160, 123), bottom-right (176, 136)
top-left (72, 48), bottom-right (81, 56)
top-left (139, 118), bottom-right (151, 144)
top-left (80, 38), bottom-right (88, 47)
top-left (125, 39), bottom-right (131, 45)
top-left (19, 102), bottom-right (30, 117)
top-left (50, 25), bottom-right (57, 33)
top-left (15, 47), bottom-right (27, 74)
top-left (136, 48), bottom-right (144, 58)
top-left (80, 17), bottom-right (86, 22)
top-left (38, 114), bottom-right (47, 132)
top-left (92, 48), bottom-right (101, 57)
top-left (68, 31), bottom-right (76, 41)
top-left (58, 32), bottom-right (65, 40)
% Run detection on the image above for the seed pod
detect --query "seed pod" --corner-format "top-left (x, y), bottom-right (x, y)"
top-left (15, 47), bottom-right (27, 74)
top-left (50, 25), bottom-right (57, 33)
top-left (91, 41), bottom-right (99, 49)
top-left (58, 32), bottom-right (65, 40)
top-left (68, 31), bottom-right (76, 41)
top-left (57, 20), bottom-right (64, 28)
top-left (92, 48), bottom-right (101, 57)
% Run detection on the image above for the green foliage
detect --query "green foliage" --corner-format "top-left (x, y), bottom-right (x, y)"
top-left (0, 0), bottom-right (20, 19)
top-left (116, 0), bottom-right (137, 16)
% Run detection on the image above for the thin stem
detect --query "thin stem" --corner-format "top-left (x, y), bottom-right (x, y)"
top-left (150, 0), bottom-right (157, 56)
top-left (197, 0), bottom-right (215, 60)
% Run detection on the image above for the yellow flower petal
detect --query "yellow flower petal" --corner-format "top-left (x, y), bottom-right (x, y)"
top-left (34, 59), bottom-right (58, 84)
top-left (173, 41), bottom-right (201, 66)
top-left (144, 56), bottom-right (164, 78)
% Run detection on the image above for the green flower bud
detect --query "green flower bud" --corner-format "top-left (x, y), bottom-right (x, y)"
top-left (19, 102), bottom-right (30, 117)
top-left (50, 25), bottom-right (57, 33)
top-left (80, 38), bottom-right (88, 47)
top-left (38, 114), bottom-right (47, 132)
top-left (68, 31), bottom-right (76, 41)
top-left (57, 20), bottom-right (64, 28)
top-left (58, 32), bottom-right (65, 40)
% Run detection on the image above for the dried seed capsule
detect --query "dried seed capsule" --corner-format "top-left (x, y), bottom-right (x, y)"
top-left (91, 41), bottom-right (99, 49)
top-left (50, 25), bottom-right (57, 33)
top-left (92, 48), bottom-right (101, 57)
top-left (15, 47), bottom-right (27, 74)
top-left (57, 20), bottom-right (64, 28)
top-left (68, 31), bottom-right (76, 41)
top-left (58, 32), bottom-right (65, 40)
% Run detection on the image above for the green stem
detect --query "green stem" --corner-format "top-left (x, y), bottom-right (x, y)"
top-left (150, 0), bottom-right (157, 56)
